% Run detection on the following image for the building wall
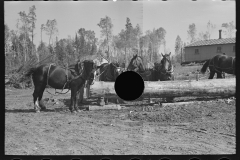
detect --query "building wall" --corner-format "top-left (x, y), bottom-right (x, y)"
top-left (184, 43), bottom-right (235, 63)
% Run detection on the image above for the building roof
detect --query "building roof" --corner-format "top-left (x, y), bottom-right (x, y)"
top-left (185, 38), bottom-right (235, 48)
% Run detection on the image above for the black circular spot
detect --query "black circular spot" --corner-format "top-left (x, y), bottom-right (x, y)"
top-left (114, 71), bottom-right (144, 101)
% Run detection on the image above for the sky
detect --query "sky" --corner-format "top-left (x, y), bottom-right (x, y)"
top-left (4, 0), bottom-right (235, 55)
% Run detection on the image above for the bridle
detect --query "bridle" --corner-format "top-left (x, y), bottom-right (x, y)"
top-left (159, 56), bottom-right (174, 75)
top-left (127, 56), bottom-right (144, 72)
top-left (86, 62), bottom-right (99, 85)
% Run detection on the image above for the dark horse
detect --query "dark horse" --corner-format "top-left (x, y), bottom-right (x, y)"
top-left (157, 52), bottom-right (174, 81)
top-left (25, 60), bottom-right (98, 113)
top-left (127, 53), bottom-right (174, 102)
top-left (127, 54), bottom-right (158, 81)
top-left (127, 53), bottom-right (174, 81)
top-left (126, 54), bottom-right (158, 102)
top-left (97, 62), bottom-right (123, 104)
top-left (200, 54), bottom-right (235, 79)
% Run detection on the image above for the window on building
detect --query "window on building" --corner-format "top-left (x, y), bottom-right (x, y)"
top-left (195, 49), bottom-right (199, 54)
top-left (217, 46), bottom-right (222, 53)
top-left (233, 46), bottom-right (235, 52)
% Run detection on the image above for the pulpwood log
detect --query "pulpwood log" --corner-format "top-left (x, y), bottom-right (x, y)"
top-left (89, 78), bottom-right (235, 98)
top-left (85, 104), bottom-right (122, 111)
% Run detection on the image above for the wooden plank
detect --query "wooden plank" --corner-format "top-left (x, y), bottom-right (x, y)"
top-left (89, 78), bottom-right (235, 98)
top-left (161, 101), bottom-right (204, 108)
top-left (86, 104), bottom-right (123, 111)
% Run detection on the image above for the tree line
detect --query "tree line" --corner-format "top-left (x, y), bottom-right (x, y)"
top-left (5, 5), bottom-right (236, 73)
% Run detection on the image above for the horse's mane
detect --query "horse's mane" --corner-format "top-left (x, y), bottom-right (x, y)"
top-left (129, 54), bottom-right (143, 65)
top-left (134, 54), bottom-right (143, 62)
top-left (110, 62), bottom-right (120, 67)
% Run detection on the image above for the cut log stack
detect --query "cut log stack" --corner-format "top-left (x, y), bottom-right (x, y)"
top-left (89, 78), bottom-right (235, 99)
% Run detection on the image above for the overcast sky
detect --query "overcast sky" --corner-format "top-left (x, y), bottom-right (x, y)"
top-left (4, 0), bottom-right (235, 55)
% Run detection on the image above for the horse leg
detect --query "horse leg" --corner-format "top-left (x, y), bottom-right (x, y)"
top-left (70, 89), bottom-right (75, 113)
top-left (85, 83), bottom-right (90, 100)
top-left (32, 88), bottom-right (41, 113)
top-left (222, 72), bottom-right (226, 79)
top-left (73, 83), bottom-right (82, 113)
top-left (105, 97), bottom-right (109, 105)
top-left (75, 91), bottom-right (82, 112)
top-left (208, 71), bottom-right (215, 79)
top-left (76, 90), bottom-right (80, 106)
top-left (73, 94), bottom-right (79, 112)
top-left (217, 72), bottom-right (223, 79)
top-left (78, 86), bottom-right (84, 105)
top-left (38, 85), bottom-right (47, 111)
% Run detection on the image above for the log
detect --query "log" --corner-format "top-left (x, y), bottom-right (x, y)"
top-left (85, 104), bottom-right (123, 111)
top-left (89, 78), bottom-right (235, 98)
top-left (161, 101), bottom-right (205, 108)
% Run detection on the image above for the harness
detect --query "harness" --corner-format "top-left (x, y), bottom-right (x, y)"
top-left (95, 63), bottom-right (122, 82)
top-left (159, 57), bottom-right (174, 76)
top-left (127, 56), bottom-right (155, 78)
top-left (209, 56), bottom-right (235, 74)
top-left (160, 64), bottom-right (174, 75)
top-left (45, 62), bottom-right (82, 95)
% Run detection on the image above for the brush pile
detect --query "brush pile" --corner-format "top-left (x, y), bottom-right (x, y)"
top-left (5, 54), bottom-right (54, 89)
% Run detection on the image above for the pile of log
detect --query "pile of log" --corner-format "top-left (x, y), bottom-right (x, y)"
top-left (5, 54), bottom-right (54, 89)
top-left (5, 73), bottom-right (32, 89)
top-left (89, 78), bottom-right (235, 99)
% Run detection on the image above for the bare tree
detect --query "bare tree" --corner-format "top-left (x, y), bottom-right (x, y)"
top-left (206, 20), bottom-right (216, 39)
top-left (187, 23), bottom-right (197, 43)
top-left (174, 35), bottom-right (183, 63)
top-left (28, 5), bottom-right (38, 62)
top-left (97, 16), bottom-right (113, 60)
top-left (18, 11), bottom-right (30, 62)
top-left (198, 32), bottom-right (208, 41)
top-left (43, 19), bottom-right (59, 46)
top-left (222, 21), bottom-right (236, 38)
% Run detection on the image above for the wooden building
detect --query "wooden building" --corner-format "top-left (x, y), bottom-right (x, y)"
top-left (183, 30), bottom-right (235, 64)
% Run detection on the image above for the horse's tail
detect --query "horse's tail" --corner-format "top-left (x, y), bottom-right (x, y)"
top-left (25, 67), bottom-right (37, 78)
top-left (200, 59), bottom-right (210, 74)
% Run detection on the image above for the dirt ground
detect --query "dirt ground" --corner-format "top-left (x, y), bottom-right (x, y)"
top-left (5, 86), bottom-right (235, 155)
top-left (5, 65), bottom-right (236, 155)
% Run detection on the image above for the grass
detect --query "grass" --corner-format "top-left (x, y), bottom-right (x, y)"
top-left (173, 64), bottom-right (204, 80)
top-left (173, 64), bottom-right (235, 80)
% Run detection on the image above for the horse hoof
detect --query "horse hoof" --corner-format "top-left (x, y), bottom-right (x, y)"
top-left (76, 109), bottom-right (81, 113)
top-left (35, 110), bottom-right (40, 113)
top-left (71, 110), bottom-right (77, 114)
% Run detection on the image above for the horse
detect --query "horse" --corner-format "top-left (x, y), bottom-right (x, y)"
top-left (157, 52), bottom-right (174, 81)
top-left (127, 53), bottom-right (174, 102)
top-left (200, 54), bottom-right (235, 79)
top-left (127, 54), bottom-right (159, 103)
top-left (76, 68), bottom-right (97, 105)
top-left (127, 54), bottom-right (158, 81)
top-left (24, 60), bottom-right (98, 113)
top-left (97, 62), bottom-right (123, 104)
